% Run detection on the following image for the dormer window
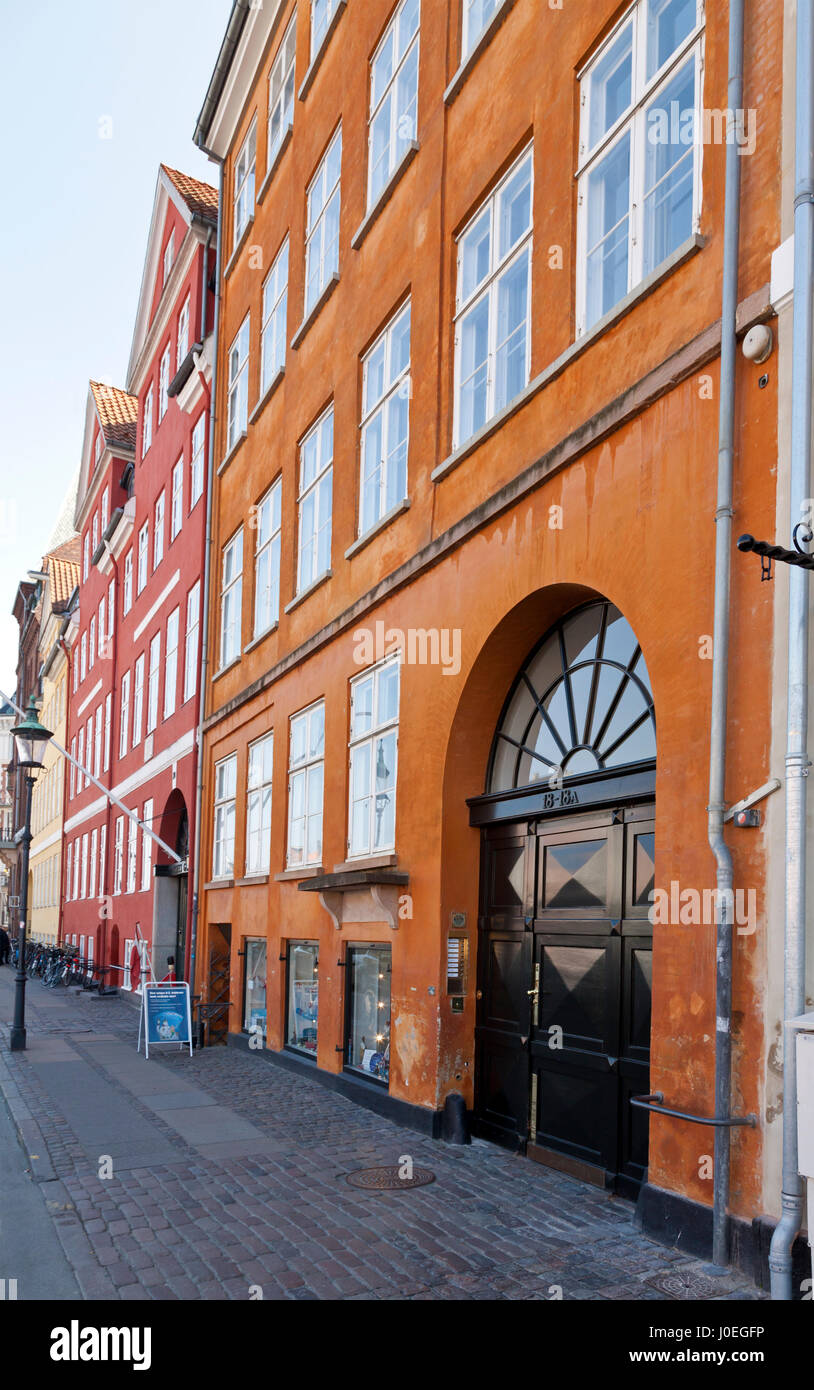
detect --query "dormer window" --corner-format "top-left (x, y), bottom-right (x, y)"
top-left (163, 231), bottom-right (175, 285)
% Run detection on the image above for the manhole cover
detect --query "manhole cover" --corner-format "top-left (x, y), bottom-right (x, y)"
top-left (645, 1270), bottom-right (739, 1300)
top-left (345, 1165), bottom-right (436, 1191)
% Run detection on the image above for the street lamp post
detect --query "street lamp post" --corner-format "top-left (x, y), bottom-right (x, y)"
top-left (9, 697), bottom-right (52, 1052)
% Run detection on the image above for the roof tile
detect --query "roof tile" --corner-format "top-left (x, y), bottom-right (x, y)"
top-left (162, 165), bottom-right (219, 224)
top-left (89, 380), bottom-right (139, 452)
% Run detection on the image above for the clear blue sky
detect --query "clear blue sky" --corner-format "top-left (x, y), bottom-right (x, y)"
top-left (0, 0), bottom-right (230, 701)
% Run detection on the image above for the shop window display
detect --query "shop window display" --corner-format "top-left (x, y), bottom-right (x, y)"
top-left (243, 939), bottom-right (267, 1038)
top-left (346, 944), bottom-right (391, 1083)
top-left (286, 941), bottom-right (319, 1056)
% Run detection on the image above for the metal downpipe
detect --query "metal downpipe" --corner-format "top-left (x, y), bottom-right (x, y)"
top-left (769, 0), bottom-right (814, 1302)
top-left (707, 0), bottom-right (745, 1273)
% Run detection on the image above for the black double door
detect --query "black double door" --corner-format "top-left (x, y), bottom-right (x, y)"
top-left (474, 803), bottom-right (655, 1199)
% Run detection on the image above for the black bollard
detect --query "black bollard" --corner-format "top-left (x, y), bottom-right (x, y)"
top-left (441, 1091), bottom-right (470, 1144)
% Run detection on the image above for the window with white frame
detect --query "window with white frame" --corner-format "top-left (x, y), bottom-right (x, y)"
top-left (94, 431), bottom-right (102, 466)
top-left (142, 385), bottom-right (153, 457)
top-left (92, 511), bottom-right (99, 557)
top-left (103, 693), bottom-right (112, 771)
top-left (287, 701), bottom-right (324, 867)
top-left (454, 145), bottom-right (533, 447)
top-left (81, 833), bottom-right (88, 899)
top-left (234, 120), bottom-right (257, 242)
top-left (77, 728), bottom-right (84, 787)
top-left (86, 718), bottom-right (92, 786)
top-left (70, 737), bottom-right (76, 797)
top-left (80, 632), bottom-right (87, 682)
top-left (305, 126), bottom-right (341, 313)
top-left (89, 617), bottom-right (96, 670)
top-left (360, 301), bottom-right (410, 535)
top-left (101, 486), bottom-right (109, 532)
top-left (123, 552), bottom-right (133, 614)
top-left (147, 632), bottom-right (161, 733)
top-left (163, 230), bottom-right (175, 285)
top-left (74, 841), bottom-right (80, 902)
top-left (577, 0), bottom-right (703, 334)
top-left (348, 655), bottom-right (400, 856)
top-left (297, 407), bottom-right (332, 593)
top-left (98, 598), bottom-right (105, 657)
top-left (246, 732), bottom-right (274, 874)
top-left (119, 670), bottom-right (131, 758)
top-left (213, 755), bottom-right (237, 878)
top-left (220, 529), bottom-right (243, 667)
top-left (154, 492), bottom-right (165, 569)
top-left (123, 936), bottom-right (133, 988)
top-left (108, 579), bottom-right (115, 642)
top-left (171, 458), bottom-right (183, 540)
top-left (65, 843), bottom-right (72, 902)
top-left (99, 824), bottom-right (106, 897)
top-left (127, 816), bottom-right (137, 894)
top-left (141, 799), bottom-right (153, 891)
top-left (311, 0), bottom-right (338, 56)
top-left (227, 315), bottom-right (250, 451)
top-left (184, 582), bottom-right (200, 703)
top-left (190, 415), bottom-right (205, 507)
top-left (177, 296), bottom-right (190, 369)
top-left (94, 705), bottom-right (102, 778)
top-left (132, 654), bottom-right (145, 747)
top-left (268, 14), bottom-right (296, 167)
top-left (159, 346), bottom-right (170, 420)
top-left (462, 0), bottom-right (504, 58)
top-left (261, 239), bottom-right (288, 393)
top-left (83, 534), bottom-right (89, 581)
top-left (89, 830), bottom-right (97, 906)
top-left (367, 0), bottom-right (420, 207)
top-left (137, 523), bottom-right (149, 593)
top-left (253, 480), bottom-right (282, 637)
top-left (164, 608), bottom-right (179, 718)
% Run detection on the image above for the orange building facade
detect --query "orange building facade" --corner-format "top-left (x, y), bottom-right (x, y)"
top-left (194, 0), bottom-right (784, 1274)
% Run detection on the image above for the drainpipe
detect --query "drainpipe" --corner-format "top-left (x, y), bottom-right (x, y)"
top-left (189, 160), bottom-right (223, 1009)
top-left (769, 0), bottom-right (814, 1302)
top-left (706, 0), bottom-right (745, 1273)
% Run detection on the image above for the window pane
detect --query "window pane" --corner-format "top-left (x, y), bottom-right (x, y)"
top-left (352, 675), bottom-right (374, 737)
top-left (372, 27), bottom-right (394, 108)
top-left (287, 942), bottom-right (319, 1054)
top-left (396, 41), bottom-right (419, 148)
top-left (647, 0), bottom-right (696, 78)
top-left (588, 23), bottom-right (633, 149)
top-left (498, 156), bottom-right (532, 260)
top-left (377, 662), bottom-right (400, 724)
top-left (494, 248), bottom-right (529, 412)
top-left (460, 208), bottom-right (491, 303)
top-left (243, 940), bottom-right (267, 1036)
top-left (643, 61), bottom-right (695, 275)
top-left (346, 945), bottom-right (391, 1081)
top-left (585, 132), bottom-right (630, 329)
top-left (458, 296), bottom-right (490, 439)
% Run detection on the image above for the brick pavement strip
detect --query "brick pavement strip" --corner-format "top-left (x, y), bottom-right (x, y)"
top-left (0, 975), bottom-right (766, 1302)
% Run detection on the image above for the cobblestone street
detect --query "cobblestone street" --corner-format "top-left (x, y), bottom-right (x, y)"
top-left (0, 969), bottom-right (764, 1302)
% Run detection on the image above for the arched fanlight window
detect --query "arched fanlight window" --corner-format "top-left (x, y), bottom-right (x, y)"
top-left (488, 601), bottom-right (655, 793)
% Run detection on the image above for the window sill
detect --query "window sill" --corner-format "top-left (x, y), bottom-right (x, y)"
top-left (224, 214), bottom-right (255, 281)
top-left (249, 367), bottom-right (284, 426)
top-left (332, 853), bottom-right (398, 874)
top-left (235, 874), bottom-right (269, 886)
top-left (345, 499), bottom-right (410, 559)
top-left (258, 124), bottom-right (293, 205)
top-left (291, 273), bottom-right (340, 350)
top-left (444, 0), bottom-right (518, 106)
top-left (284, 568), bottom-right (332, 614)
top-left (298, 0), bottom-right (347, 101)
top-left (204, 878), bottom-right (234, 891)
top-left (351, 143), bottom-right (419, 251)
top-left (217, 430), bottom-right (247, 477)
top-left (212, 654), bottom-right (242, 682)
top-left (433, 232), bottom-right (706, 484)
top-left (244, 622), bottom-right (279, 654)
top-left (275, 865), bottom-right (323, 882)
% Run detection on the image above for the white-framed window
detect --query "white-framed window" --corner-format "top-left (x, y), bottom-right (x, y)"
top-left (462, 0), bottom-right (504, 58)
top-left (123, 552), bottom-right (133, 614)
top-left (81, 833), bottom-right (88, 899)
top-left (159, 346), bottom-right (170, 420)
top-left (80, 632), bottom-right (87, 682)
top-left (261, 238), bottom-right (289, 393)
top-left (190, 414), bottom-right (205, 507)
top-left (77, 728), bottom-right (85, 790)
top-left (103, 693), bottom-right (112, 772)
top-left (367, 0), bottom-right (420, 207)
top-left (268, 14), bottom-right (297, 167)
top-left (70, 737), bottom-right (76, 797)
top-left (253, 479), bottom-right (282, 638)
top-left (454, 144), bottom-right (533, 447)
top-left (154, 492), bottom-right (165, 569)
top-left (89, 829), bottom-right (98, 907)
top-left (177, 295), bottom-right (190, 369)
top-left (311, 0), bottom-right (339, 57)
top-left (287, 701), bottom-right (324, 867)
top-left (164, 608), bottom-right (179, 718)
top-left (86, 718), bottom-right (93, 786)
top-left (99, 824), bottom-right (106, 898)
top-left (108, 578), bottom-right (115, 641)
top-left (127, 815), bottom-right (138, 894)
top-left (305, 126), bottom-right (341, 314)
top-left (348, 655), bottom-right (400, 856)
top-left (94, 705), bottom-right (102, 778)
top-left (142, 384), bottom-right (154, 457)
top-left (89, 616), bottom-right (96, 671)
top-left (227, 314), bottom-right (250, 451)
top-left (123, 935), bottom-right (133, 988)
top-left (171, 457), bottom-right (184, 540)
top-left (65, 841), bottom-right (72, 901)
top-left (163, 230), bottom-right (175, 285)
top-left (73, 841), bottom-right (80, 902)
top-left (92, 511), bottom-right (99, 558)
top-left (98, 598), bottom-right (105, 657)
top-left (119, 670), bottom-right (131, 758)
top-left (73, 647), bottom-right (78, 693)
top-left (94, 431), bottom-right (103, 466)
top-left (137, 523), bottom-right (149, 594)
top-left (360, 301), bottom-right (410, 536)
top-left (234, 119), bottom-right (257, 242)
top-left (577, 0), bottom-right (704, 334)
top-left (246, 732), bottom-right (274, 875)
top-left (83, 534), bottom-right (89, 582)
top-left (147, 632), bottom-right (161, 734)
top-left (220, 529), bottom-right (243, 668)
top-left (141, 799), bottom-right (153, 892)
top-left (213, 754), bottom-right (237, 879)
top-left (101, 487), bottom-right (109, 533)
top-left (297, 406), bottom-right (333, 593)
top-left (132, 654), bottom-right (145, 747)
top-left (184, 582), bottom-right (200, 703)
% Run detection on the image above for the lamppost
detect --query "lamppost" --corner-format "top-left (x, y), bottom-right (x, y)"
top-left (9, 697), bottom-right (52, 1052)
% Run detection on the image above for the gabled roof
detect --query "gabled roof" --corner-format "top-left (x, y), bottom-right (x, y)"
top-left (162, 165), bottom-right (218, 224)
top-left (44, 540), bottom-right (81, 609)
top-left (89, 380), bottom-right (139, 451)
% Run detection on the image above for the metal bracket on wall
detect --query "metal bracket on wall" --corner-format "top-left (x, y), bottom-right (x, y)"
top-left (631, 1092), bottom-right (757, 1127)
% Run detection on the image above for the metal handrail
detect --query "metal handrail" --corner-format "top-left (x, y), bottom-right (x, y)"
top-left (630, 1092), bottom-right (757, 1128)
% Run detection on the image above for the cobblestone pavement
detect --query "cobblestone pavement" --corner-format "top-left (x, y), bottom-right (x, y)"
top-left (0, 970), bottom-right (765, 1302)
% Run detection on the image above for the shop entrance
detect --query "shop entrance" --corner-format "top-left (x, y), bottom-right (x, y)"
top-left (469, 599), bottom-right (657, 1198)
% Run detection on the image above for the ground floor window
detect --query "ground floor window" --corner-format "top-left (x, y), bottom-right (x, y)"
top-left (286, 940), bottom-right (319, 1057)
top-left (345, 944), bottom-right (391, 1084)
top-left (242, 938), bottom-right (267, 1038)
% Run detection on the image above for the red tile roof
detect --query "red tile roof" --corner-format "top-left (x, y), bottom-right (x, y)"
top-left (162, 165), bottom-right (219, 224)
top-left (89, 380), bottom-right (138, 452)
top-left (47, 553), bottom-right (80, 606)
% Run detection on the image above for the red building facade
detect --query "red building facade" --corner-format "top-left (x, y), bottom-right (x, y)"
top-left (61, 166), bottom-right (217, 996)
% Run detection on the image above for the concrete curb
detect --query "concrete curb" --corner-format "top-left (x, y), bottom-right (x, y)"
top-left (0, 1048), bottom-right (57, 1182)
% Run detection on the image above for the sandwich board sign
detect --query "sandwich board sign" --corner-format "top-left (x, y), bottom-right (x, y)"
top-left (138, 981), bottom-right (193, 1059)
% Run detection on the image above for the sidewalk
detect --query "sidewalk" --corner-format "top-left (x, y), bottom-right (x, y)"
top-left (0, 966), bottom-right (764, 1301)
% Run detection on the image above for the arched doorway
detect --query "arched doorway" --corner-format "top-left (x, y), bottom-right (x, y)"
top-left (467, 599), bottom-right (656, 1198)
top-left (153, 791), bottom-right (189, 982)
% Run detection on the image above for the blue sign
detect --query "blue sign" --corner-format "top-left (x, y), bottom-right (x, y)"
top-left (140, 982), bottom-right (193, 1058)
